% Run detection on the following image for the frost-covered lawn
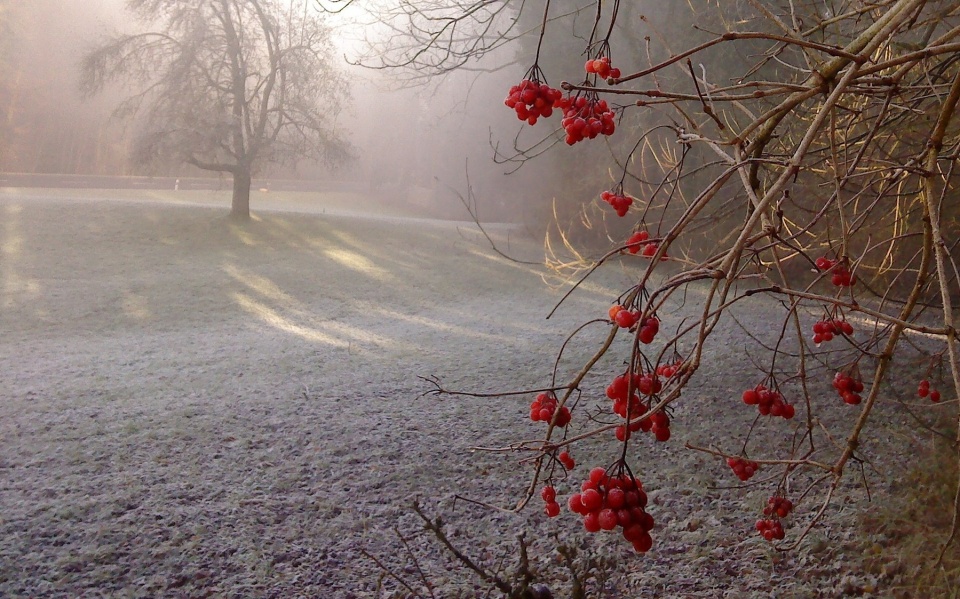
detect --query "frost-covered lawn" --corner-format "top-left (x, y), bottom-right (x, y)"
top-left (0, 190), bottom-right (910, 597)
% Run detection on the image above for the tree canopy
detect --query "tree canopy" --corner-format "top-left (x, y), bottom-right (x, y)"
top-left (82, 0), bottom-right (351, 219)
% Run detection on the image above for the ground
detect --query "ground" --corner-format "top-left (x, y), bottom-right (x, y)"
top-left (0, 189), bottom-right (921, 597)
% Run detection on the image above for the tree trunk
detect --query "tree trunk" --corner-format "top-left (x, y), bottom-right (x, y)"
top-left (231, 168), bottom-right (251, 220)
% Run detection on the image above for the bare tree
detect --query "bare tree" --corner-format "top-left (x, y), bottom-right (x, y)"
top-left (81, 0), bottom-right (350, 219)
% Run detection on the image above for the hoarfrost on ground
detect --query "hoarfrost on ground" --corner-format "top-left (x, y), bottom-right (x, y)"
top-left (0, 191), bottom-right (917, 597)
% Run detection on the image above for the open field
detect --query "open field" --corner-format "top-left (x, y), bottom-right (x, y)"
top-left (0, 189), bottom-right (924, 597)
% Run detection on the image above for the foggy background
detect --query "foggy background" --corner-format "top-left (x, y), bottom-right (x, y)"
top-left (1, 1), bottom-right (697, 231)
top-left (0, 0), bottom-right (570, 224)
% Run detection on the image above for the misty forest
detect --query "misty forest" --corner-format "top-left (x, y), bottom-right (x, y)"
top-left (2, 0), bottom-right (960, 597)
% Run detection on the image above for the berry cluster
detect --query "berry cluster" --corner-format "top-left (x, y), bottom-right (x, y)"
top-left (755, 518), bottom-right (785, 541)
top-left (607, 373), bottom-right (647, 439)
top-left (529, 392), bottom-right (572, 426)
top-left (764, 495), bottom-right (794, 519)
top-left (567, 467), bottom-right (655, 553)
top-left (639, 242), bottom-right (666, 259)
top-left (656, 360), bottom-right (682, 379)
top-left (605, 372), bottom-right (670, 441)
top-left (648, 410), bottom-right (671, 442)
top-left (833, 372), bottom-right (864, 405)
top-left (584, 56), bottom-right (622, 80)
top-left (756, 496), bottom-right (792, 542)
top-left (636, 372), bottom-right (662, 396)
top-left (601, 190), bottom-right (632, 216)
top-left (741, 384), bottom-right (796, 419)
top-left (812, 318), bottom-right (853, 344)
top-left (541, 485), bottom-right (561, 517)
top-left (607, 371), bottom-right (669, 400)
top-left (614, 411), bottom-right (669, 442)
top-left (638, 316), bottom-right (660, 344)
top-left (504, 79), bottom-right (563, 125)
top-left (559, 95), bottom-right (616, 145)
top-left (625, 230), bottom-right (649, 254)
top-left (815, 257), bottom-right (856, 287)
top-left (727, 456), bottom-right (760, 481)
top-left (606, 372), bottom-right (643, 403)
top-left (918, 379), bottom-right (941, 402)
top-left (609, 305), bottom-right (640, 328)
top-left (558, 451), bottom-right (576, 470)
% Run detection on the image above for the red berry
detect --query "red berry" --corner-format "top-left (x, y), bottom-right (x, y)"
top-left (615, 425), bottom-right (630, 441)
top-left (581, 488), bottom-right (603, 512)
top-left (622, 523), bottom-right (644, 542)
top-left (632, 531), bottom-right (653, 552)
top-left (615, 309), bottom-right (638, 329)
top-left (637, 328), bottom-right (654, 344)
top-left (606, 488), bottom-right (625, 509)
top-left (626, 230), bottom-right (649, 254)
top-left (541, 486), bottom-right (556, 503)
top-left (583, 511), bottom-right (601, 532)
top-left (598, 508), bottom-right (618, 530)
top-left (589, 467), bottom-right (606, 484)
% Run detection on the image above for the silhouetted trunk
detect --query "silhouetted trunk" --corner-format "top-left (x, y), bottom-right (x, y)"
top-left (231, 168), bottom-right (251, 220)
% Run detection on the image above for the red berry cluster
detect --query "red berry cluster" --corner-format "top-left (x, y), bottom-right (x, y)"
top-left (815, 257), bottom-right (856, 287)
top-left (606, 372), bottom-right (642, 404)
top-left (638, 316), bottom-right (659, 344)
top-left (656, 360), bottom-right (682, 379)
top-left (504, 79), bottom-right (563, 125)
top-left (584, 56), bottom-right (622, 80)
top-left (741, 384), bottom-right (796, 419)
top-left (814, 256), bottom-right (834, 271)
top-left (607, 373), bottom-right (646, 438)
top-left (648, 410), bottom-right (671, 442)
top-left (558, 450), bottom-right (576, 470)
top-left (812, 318), bottom-right (853, 344)
top-left (529, 392), bottom-right (572, 426)
top-left (609, 304), bottom-right (639, 328)
top-left (918, 379), bottom-right (941, 402)
top-left (625, 230), bottom-right (649, 254)
top-left (755, 518), bottom-right (785, 541)
top-left (727, 456), bottom-right (760, 481)
top-left (756, 495), bottom-right (792, 541)
top-left (639, 242), bottom-right (666, 259)
top-left (559, 96), bottom-right (616, 145)
top-left (833, 372), bottom-right (864, 405)
top-left (636, 372), bottom-right (662, 396)
top-left (541, 485), bottom-right (561, 517)
top-left (567, 467), bottom-right (655, 553)
top-left (601, 190), bottom-right (632, 216)
top-left (605, 372), bottom-right (670, 441)
top-left (764, 495), bottom-right (794, 519)
top-left (614, 411), bottom-right (670, 442)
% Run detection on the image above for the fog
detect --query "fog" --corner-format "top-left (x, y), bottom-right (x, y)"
top-left (0, 0), bottom-right (560, 224)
